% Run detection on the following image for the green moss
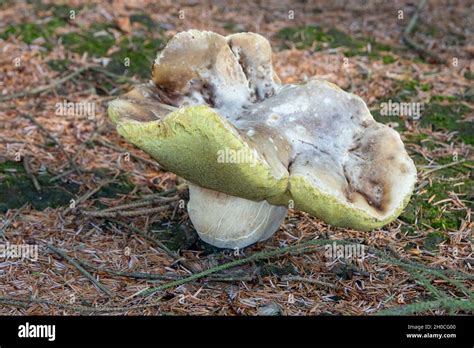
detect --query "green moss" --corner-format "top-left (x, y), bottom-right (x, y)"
top-left (0, 3), bottom-right (82, 46)
top-left (370, 82), bottom-right (471, 142)
top-left (463, 86), bottom-right (474, 103)
top-left (48, 4), bottom-right (81, 21)
top-left (275, 25), bottom-right (394, 60)
top-left (276, 25), bottom-right (334, 50)
top-left (0, 160), bottom-right (137, 212)
top-left (150, 224), bottom-right (190, 251)
top-left (0, 18), bottom-right (65, 45)
top-left (107, 35), bottom-right (164, 78)
top-left (370, 81), bottom-right (426, 127)
top-left (403, 241), bottom-right (418, 251)
top-left (420, 83), bottom-right (431, 92)
top-left (326, 28), bottom-right (358, 49)
top-left (430, 95), bottom-right (459, 103)
top-left (380, 80), bottom-right (430, 104)
top-left (34, 2), bottom-right (83, 17)
top-left (400, 178), bottom-right (470, 231)
top-left (47, 59), bottom-right (71, 72)
top-left (222, 22), bottom-right (246, 32)
top-left (60, 27), bottom-right (115, 56)
top-left (0, 161), bottom-right (79, 213)
top-left (464, 71), bottom-right (474, 80)
top-left (130, 13), bottom-right (156, 30)
top-left (422, 24), bottom-right (440, 37)
top-left (382, 55), bottom-right (396, 64)
top-left (401, 225), bottom-right (418, 236)
top-left (434, 157), bottom-right (472, 177)
top-left (420, 103), bottom-right (473, 144)
top-left (403, 133), bottom-right (429, 144)
top-left (370, 108), bottom-right (407, 132)
top-left (401, 80), bottom-right (431, 93)
top-left (92, 181), bottom-right (134, 200)
top-left (424, 232), bottom-right (448, 252)
top-left (150, 222), bottom-right (220, 254)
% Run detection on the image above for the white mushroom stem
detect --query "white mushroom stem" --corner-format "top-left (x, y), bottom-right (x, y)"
top-left (187, 183), bottom-right (288, 249)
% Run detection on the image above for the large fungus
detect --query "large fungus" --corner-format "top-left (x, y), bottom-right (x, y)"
top-left (108, 30), bottom-right (417, 249)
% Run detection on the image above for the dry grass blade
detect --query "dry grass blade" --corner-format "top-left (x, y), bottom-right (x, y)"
top-left (0, 67), bottom-right (90, 102)
top-left (99, 195), bottom-right (180, 213)
top-left (82, 205), bottom-right (171, 218)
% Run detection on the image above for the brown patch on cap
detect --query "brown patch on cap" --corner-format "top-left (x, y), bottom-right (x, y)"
top-left (226, 32), bottom-right (280, 101)
top-left (152, 30), bottom-right (248, 103)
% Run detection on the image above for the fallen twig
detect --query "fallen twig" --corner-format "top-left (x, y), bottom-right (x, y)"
top-left (137, 238), bottom-right (334, 297)
top-left (21, 113), bottom-right (84, 181)
top-left (371, 247), bottom-right (474, 296)
top-left (0, 67), bottom-right (90, 102)
top-left (76, 258), bottom-right (178, 281)
top-left (63, 179), bottom-right (116, 215)
top-left (0, 137), bottom-right (50, 149)
top-left (50, 125), bottom-right (105, 182)
top-left (402, 0), bottom-right (445, 64)
top-left (49, 168), bottom-right (80, 182)
top-left (421, 159), bottom-right (467, 177)
top-left (281, 275), bottom-right (337, 289)
top-left (0, 65), bottom-right (139, 103)
top-left (0, 296), bottom-right (167, 314)
top-left (376, 298), bottom-right (474, 315)
top-left (137, 237), bottom-right (474, 310)
top-left (22, 155), bottom-right (41, 192)
top-left (82, 205), bottom-right (171, 218)
top-left (107, 219), bottom-right (199, 274)
top-left (136, 183), bottom-right (188, 200)
top-left (77, 258), bottom-right (251, 283)
top-left (89, 66), bottom-right (139, 84)
top-left (411, 271), bottom-right (450, 300)
top-left (0, 203), bottom-right (28, 237)
top-left (99, 195), bottom-right (180, 213)
top-left (94, 137), bottom-right (161, 170)
top-left (43, 242), bottom-right (115, 298)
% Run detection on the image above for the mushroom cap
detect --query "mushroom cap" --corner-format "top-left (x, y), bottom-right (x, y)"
top-left (108, 30), bottom-right (417, 231)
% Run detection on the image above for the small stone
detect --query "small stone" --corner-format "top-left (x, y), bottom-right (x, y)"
top-left (257, 302), bottom-right (282, 316)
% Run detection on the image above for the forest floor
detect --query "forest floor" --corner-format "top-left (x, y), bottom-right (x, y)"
top-left (0, 0), bottom-right (472, 315)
